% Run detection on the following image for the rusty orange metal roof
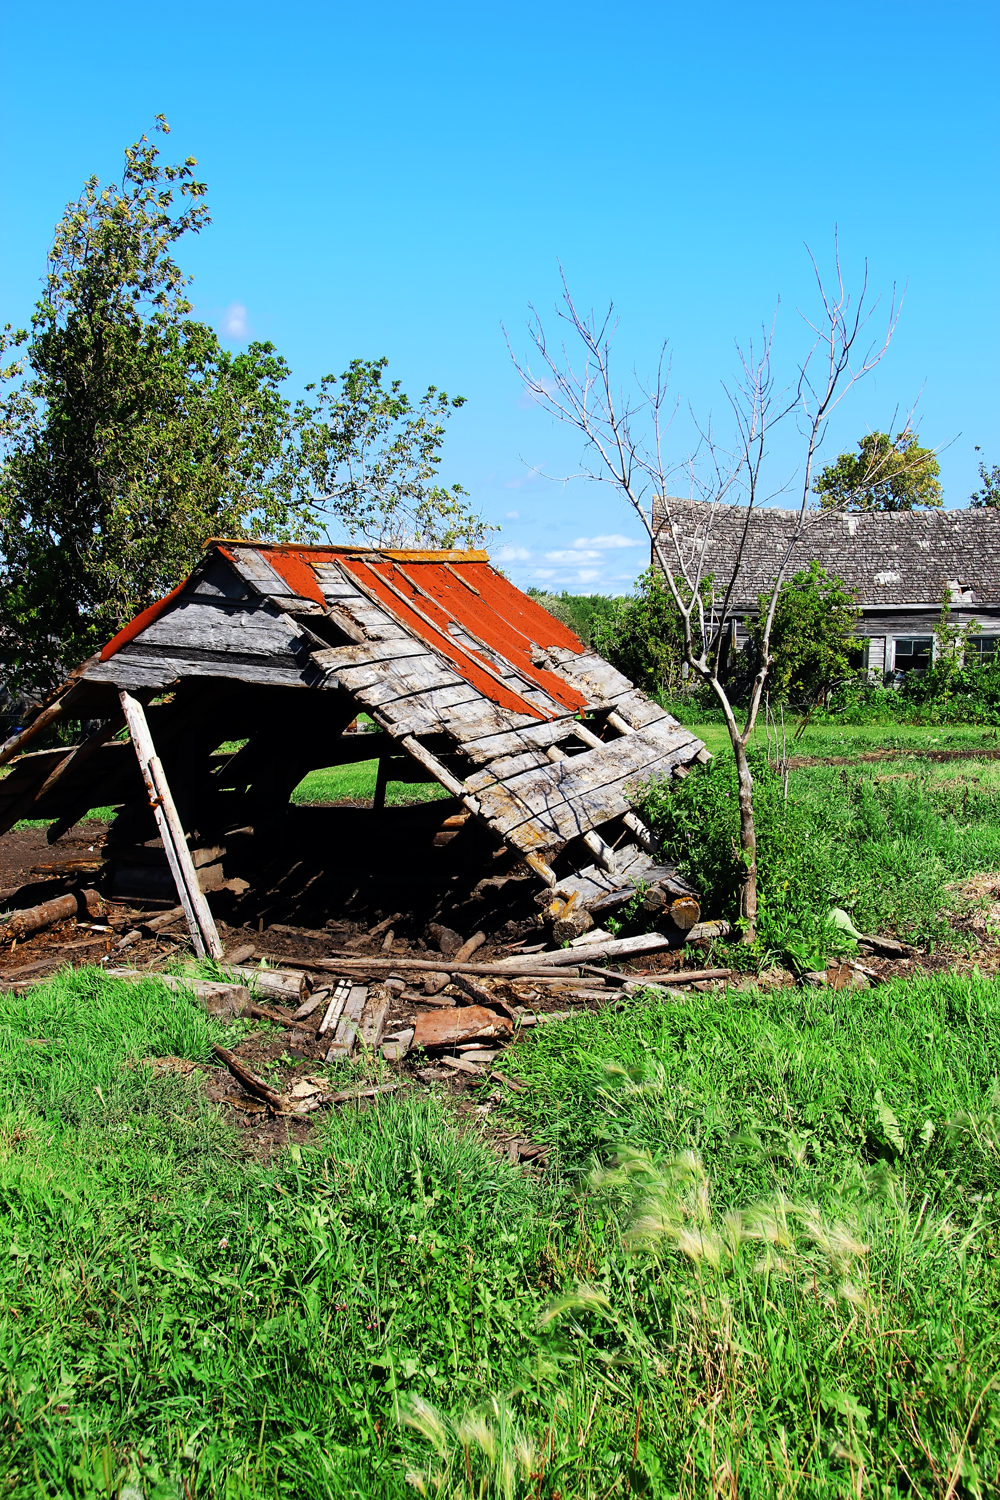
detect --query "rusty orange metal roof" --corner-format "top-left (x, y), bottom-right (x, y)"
top-left (102, 542), bottom-right (590, 720)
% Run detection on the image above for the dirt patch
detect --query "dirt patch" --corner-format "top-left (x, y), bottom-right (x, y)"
top-left (0, 820), bottom-right (108, 904)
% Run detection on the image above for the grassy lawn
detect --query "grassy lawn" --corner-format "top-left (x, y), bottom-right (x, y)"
top-left (292, 760), bottom-right (449, 807)
top-left (686, 717), bottom-right (1000, 760)
top-left (1, 966), bottom-right (999, 1497)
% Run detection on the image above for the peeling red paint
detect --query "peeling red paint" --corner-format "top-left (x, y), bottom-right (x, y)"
top-left (100, 580), bottom-right (188, 660)
top-left (258, 548), bottom-right (327, 604)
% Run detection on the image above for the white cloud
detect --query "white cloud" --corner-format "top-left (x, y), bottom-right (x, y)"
top-left (505, 510), bottom-right (520, 521)
top-left (220, 302), bottom-right (250, 340)
top-left (532, 568), bottom-right (556, 580)
top-left (545, 548), bottom-right (602, 564)
top-left (570, 534), bottom-right (643, 550)
top-left (497, 544), bottom-right (532, 562)
top-left (504, 467), bottom-right (544, 491)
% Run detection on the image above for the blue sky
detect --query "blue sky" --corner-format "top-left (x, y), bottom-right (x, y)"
top-left (2, 1), bottom-right (997, 594)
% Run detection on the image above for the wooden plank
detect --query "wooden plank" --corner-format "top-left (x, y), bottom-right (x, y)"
top-left (463, 745), bottom-right (556, 793)
top-left (119, 692), bottom-right (224, 961)
top-left (227, 545), bottom-right (302, 596)
top-left (133, 599), bottom-right (304, 657)
top-left (540, 646), bottom-right (634, 704)
top-left (458, 715), bottom-right (590, 764)
top-left (85, 653), bottom-right (311, 691)
top-left (372, 686), bottom-right (529, 742)
top-left (602, 690), bottom-right (680, 731)
top-left (311, 637), bottom-right (445, 674)
top-left (480, 741), bottom-right (698, 853)
top-left (358, 991), bottom-right (389, 1048)
top-left (477, 725), bottom-right (699, 839)
top-left (326, 984), bottom-right (369, 1059)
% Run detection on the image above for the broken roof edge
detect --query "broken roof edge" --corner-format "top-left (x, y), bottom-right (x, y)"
top-left (202, 537), bottom-right (492, 563)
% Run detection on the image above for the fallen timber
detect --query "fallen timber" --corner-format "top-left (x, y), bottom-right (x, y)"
top-left (0, 542), bottom-right (710, 960)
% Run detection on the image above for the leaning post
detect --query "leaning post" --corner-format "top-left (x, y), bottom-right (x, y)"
top-left (119, 690), bottom-right (225, 961)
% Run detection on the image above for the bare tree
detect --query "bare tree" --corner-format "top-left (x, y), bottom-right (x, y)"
top-left (507, 249), bottom-right (899, 938)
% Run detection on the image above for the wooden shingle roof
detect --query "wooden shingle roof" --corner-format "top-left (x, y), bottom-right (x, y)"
top-left (653, 498), bottom-right (1000, 608)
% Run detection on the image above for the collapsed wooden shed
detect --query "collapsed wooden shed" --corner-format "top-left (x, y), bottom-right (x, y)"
top-left (0, 543), bottom-right (708, 955)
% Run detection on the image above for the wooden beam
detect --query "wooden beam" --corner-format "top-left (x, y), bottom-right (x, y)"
top-left (373, 754), bottom-right (389, 811)
top-left (119, 691), bottom-right (224, 960)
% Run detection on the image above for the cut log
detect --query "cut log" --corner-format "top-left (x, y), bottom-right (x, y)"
top-left (553, 907), bottom-right (594, 944)
top-left (496, 932), bottom-right (676, 969)
top-left (580, 963), bottom-right (732, 988)
top-left (105, 968), bottom-right (251, 1018)
top-left (427, 922), bottom-right (463, 957)
top-left (451, 931), bottom-right (486, 964)
top-left (227, 965), bottom-right (308, 1004)
top-left (142, 905), bottom-right (186, 933)
top-left (3, 887), bottom-right (105, 942)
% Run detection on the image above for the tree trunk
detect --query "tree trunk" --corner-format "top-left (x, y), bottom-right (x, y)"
top-left (732, 734), bottom-right (758, 938)
top-left (710, 679), bottom-right (759, 941)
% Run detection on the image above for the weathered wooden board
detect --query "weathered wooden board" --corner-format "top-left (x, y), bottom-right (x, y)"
top-left (476, 734), bottom-right (698, 849)
top-left (227, 546), bottom-right (302, 597)
top-left (459, 715), bottom-right (596, 764)
top-left (132, 599), bottom-right (305, 659)
top-left (85, 652), bottom-right (311, 692)
top-left (464, 745), bottom-right (559, 793)
top-left (377, 688), bottom-right (535, 743)
top-left (540, 645), bottom-right (634, 704)
top-left (549, 847), bottom-right (657, 906)
top-left (337, 655), bottom-right (467, 707)
top-left (602, 690), bottom-right (680, 731)
top-left (311, 636), bottom-right (445, 675)
top-left (484, 723), bottom-right (697, 831)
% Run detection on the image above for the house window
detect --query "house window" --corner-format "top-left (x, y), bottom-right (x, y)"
top-left (967, 636), bottom-right (1000, 661)
top-left (892, 637), bottom-right (933, 673)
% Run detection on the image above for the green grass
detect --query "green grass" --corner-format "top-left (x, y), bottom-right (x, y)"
top-left (640, 737), bottom-right (1000, 971)
top-left (687, 717), bottom-right (1000, 761)
top-left (292, 761), bottom-right (450, 807)
top-left (2, 966), bottom-right (1000, 1496)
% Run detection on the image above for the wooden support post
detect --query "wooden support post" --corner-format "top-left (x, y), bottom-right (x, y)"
top-left (119, 691), bottom-right (224, 961)
top-left (373, 752), bottom-right (389, 811)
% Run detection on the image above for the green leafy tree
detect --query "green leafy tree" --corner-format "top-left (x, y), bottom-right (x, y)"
top-left (591, 568), bottom-right (693, 693)
top-left (970, 448), bottom-right (1000, 508)
top-left (295, 360), bottom-right (485, 549)
top-left (0, 119), bottom-right (483, 694)
top-left (0, 118), bottom-right (311, 690)
top-left (813, 430), bottom-right (942, 511)
top-left (526, 589), bottom-right (616, 646)
top-left (749, 561), bottom-right (860, 705)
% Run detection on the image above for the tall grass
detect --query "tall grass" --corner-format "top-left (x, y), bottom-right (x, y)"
top-left (2, 968), bottom-right (1000, 1495)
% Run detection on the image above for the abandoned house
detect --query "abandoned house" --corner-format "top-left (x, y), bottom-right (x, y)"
top-left (0, 542), bottom-right (708, 958)
top-left (653, 498), bottom-right (1000, 679)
